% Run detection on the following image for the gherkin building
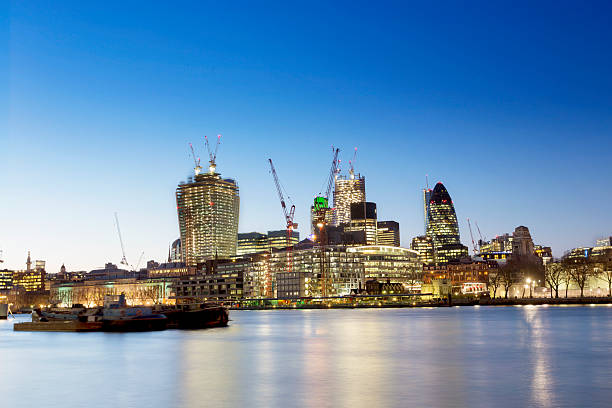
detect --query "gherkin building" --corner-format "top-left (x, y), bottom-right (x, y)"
top-left (425, 182), bottom-right (468, 264)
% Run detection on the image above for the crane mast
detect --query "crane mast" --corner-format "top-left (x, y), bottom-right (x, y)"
top-left (114, 212), bottom-right (130, 268)
top-left (268, 159), bottom-right (297, 298)
top-left (349, 147), bottom-right (357, 179)
top-left (204, 134), bottom-right (221, 174)
top-left (189, 143), bottom-right (202, 175)
top-left (467, 218), bottom-right (478, 255)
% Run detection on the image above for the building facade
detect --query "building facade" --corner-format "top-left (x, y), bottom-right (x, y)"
top-left (176, 170), bottom-right (240, 266)
top-left (425, 182), bottom-right (468, 264)
top-left (345, 202), bottom-right (378, 245)
top-left (411, 235), bottom-right (435, 266)
top-left (347, 245), bottom-right (422, 286)
top-left (237, 230), bottom-right (300, 256)
top-left (376, 221), bottom-right (400, 247)
top-left (333, 174), bottom-right (366, 226)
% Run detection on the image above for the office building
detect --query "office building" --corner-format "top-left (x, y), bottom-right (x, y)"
top-left (347, 245), bottom-right (422, 286)
top-left (0, 269), bottom-right (13, 291)
top-left (425, 182), bottom-right (468, 264)
top-left (267, 230), bottom-right (300, 250)
top-left (411, 235), bottom-right (435, 266)
top-left (176, 164), bottom-right (240, 266)
top-left (274, 244), bottom-right (365, 298)
top-left (237, 230), bottom-right (300, 256)
top-left (423, 187), bottom-right (432, 233)
top-left (345, 202), bottom-right (377, 245)
top-left (333, 174), bottom-right (366, 226)
top-left (237, 232), bottom-right (268, 255)
top-left (377, 221), bottom-right (400, 247)
top-left (169, 239), bottom-right (182, 262)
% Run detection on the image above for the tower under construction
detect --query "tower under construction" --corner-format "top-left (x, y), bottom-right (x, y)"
top-left (176, 136), bottom-right (240, 266)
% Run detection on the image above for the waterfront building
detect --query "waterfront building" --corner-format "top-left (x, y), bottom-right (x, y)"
top-left (365, 280), bottom-right (404, 295)
top-left (377, 221), bottom-right (400, 247)
top-left (347, 245), bottom-right (422, 286)
top-left (345, 202), bottom-right (378, 245)
top-left (425, 183), bottom-right (468, 264)
top-left (333, 174), bottom-right (366, 226)
top-left (273, 244), bottom-right (365, 298)
top-left (0, 269), bottom-right (13, 291)
top-left (174, 263), bottom-right (246, 301)
top-left (173, 254), bottom-right (270, 300)
top-left (176, 165), bottom-right (240, 266)
top-left (13, 270), bottom-right (45, 292)
top-left (411, 235), bottom-right (435, 266)
top-left (50, 277), bottom-right (175, 307)
top-left (422, 260), bottom-right (495, 293)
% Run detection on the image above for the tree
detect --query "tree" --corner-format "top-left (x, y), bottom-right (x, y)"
top-left (592, 248), bottom-right (612, 296)
top-left (488, 271), bottom-right (502, 298)
top-left (563, 257), bottom-right (592, 298)
top-left (544, 263), bottom-right (563, 298)
top-left (498, 263), bottom-right (517, 299)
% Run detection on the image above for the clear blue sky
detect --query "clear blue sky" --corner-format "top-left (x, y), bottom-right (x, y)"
top-left (2, 1), bottom-right (612, 272)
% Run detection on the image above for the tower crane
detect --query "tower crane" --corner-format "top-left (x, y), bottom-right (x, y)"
top-left (467, 218), bottom-right (478, 255)
top-left (268, 159), bottom-right (297, 297)
top-left (475, 221), bottom-right (485, 245)
top-left (204, 134), bottom-right (221, 174)
top-left (323, 147), bottom-right (340, 200)
top-left (348, 147), bottom-right (357, 179)
top-left (189, 143), bottom-right (202, 175)
top-left (114, 212), bottom-right (130, 268)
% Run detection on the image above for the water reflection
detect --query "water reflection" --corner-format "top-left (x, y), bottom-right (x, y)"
top-left (2, 307), bottom-right (612, 408)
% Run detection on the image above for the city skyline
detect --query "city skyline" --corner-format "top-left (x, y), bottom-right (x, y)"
top-left (3, 2), bottom-right (612, 272)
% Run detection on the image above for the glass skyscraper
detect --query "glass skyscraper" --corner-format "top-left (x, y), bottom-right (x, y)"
top-left (333, 174), bottom-right (366, 226)
top-left (425, 182), bottom-right (468, 264)
top-left (176, 169), bottom-right (240, 266)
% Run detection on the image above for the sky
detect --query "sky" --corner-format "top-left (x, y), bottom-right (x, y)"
top-left (2, 1), bottom-right (612, 272)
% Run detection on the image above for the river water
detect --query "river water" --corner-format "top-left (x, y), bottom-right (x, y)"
top-left (1, 306), bottom-right (611, 408)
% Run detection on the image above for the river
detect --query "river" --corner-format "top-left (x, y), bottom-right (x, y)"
top-left (1, 306), bottom-right (611, 407)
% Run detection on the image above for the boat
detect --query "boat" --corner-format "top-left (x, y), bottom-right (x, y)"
top-left (154, 303), bottom-right (229, 329)
top-left (13, 293), bottom-right (229, 332)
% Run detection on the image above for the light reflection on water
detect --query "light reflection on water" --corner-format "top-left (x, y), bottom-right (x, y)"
top-left (1, 306), bottom-right (612, 408)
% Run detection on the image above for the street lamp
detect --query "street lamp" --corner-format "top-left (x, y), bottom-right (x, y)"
top-left (526, 278), bottom-right (533, 298)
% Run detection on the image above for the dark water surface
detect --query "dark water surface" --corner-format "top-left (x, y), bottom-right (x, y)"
top-left (2, 306), bottom-right (612, 408)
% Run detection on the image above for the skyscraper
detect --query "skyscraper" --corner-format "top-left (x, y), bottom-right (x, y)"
top-left (176, 166), bottom-right (240, 266)
top-left (423, 188), bottom-right (432, 233)
top-left (377, 221), bottom-right (400, 247)
top-left (346, 202), bottom-right (378, 245)
top-left (425, 182), bottom-right (468, 264)
top-left (333, 174), bottom-right (366, 226)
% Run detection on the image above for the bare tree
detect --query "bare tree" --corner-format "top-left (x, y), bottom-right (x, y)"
top-left (498, 263), bottom-right (516, 299)
top-left (544, 263), bottom-right (563, 298)
top-left (488, 271), bottom-right (502, 298)
top-left (592, 248), bottom-right (612, 296)
top-left (563, 257), bottom-right (592, 298)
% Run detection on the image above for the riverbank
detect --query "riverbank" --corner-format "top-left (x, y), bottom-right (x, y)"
top-left (228, 296), bottom-right (612, 310)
